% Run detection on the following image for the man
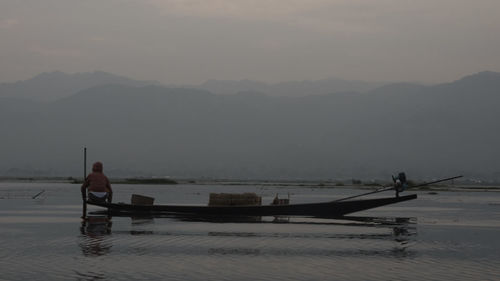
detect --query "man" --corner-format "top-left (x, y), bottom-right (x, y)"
top-left (392, 172), bottom-right (408, 197)
top-left (81, 162), bottom-right (113, 203)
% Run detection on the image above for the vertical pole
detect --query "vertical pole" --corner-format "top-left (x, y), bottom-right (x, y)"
top-left (82, 147), bottom-right (87, 219)
top-left (84, 147), bottom-right (87, 179)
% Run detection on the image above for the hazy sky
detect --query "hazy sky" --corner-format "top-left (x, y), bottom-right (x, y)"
top-left (1, 0), bottom-right (500, 84)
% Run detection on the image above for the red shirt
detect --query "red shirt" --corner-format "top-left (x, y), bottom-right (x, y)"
top-left (83, 172), bottom-right (112, 193)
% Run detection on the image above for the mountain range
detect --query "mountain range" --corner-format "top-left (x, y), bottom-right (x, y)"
top-left (195, 78), bottom-right (386, 97)
top-left (1, 71), bottom-right (499, 181)
top-left (0, 71), bottom-right (160, 102)
top-left (0, 71), bottom-right (386, 101)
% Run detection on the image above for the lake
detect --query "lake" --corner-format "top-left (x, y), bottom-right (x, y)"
top-left (1, 182), bottom-right (499, 280)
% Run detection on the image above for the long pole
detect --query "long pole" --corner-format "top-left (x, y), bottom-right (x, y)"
top-left (334, 175), bottom-right (463, 202)
top-left (82, 147), bottom-right (87, 219)
top-left (334, 186), bottom-right (394, 202)
top-left (84, 147), bottom-right (87, 180)
top-left (412, 175), bottom-right (463, 188)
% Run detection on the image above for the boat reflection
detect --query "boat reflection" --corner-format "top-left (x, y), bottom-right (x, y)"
top-left (79, 215), bottom-right (113, 257)
top-left (84, 211), bottom-right (416, 259)
top-left (92, 209), bottom-right (416, 227)
top-left (129, 217), bottom-right (155, 235)
top-left (92, 210), bottom-right (416, 240)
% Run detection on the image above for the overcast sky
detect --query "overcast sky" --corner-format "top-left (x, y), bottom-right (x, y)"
top-left (1, 0), bottom-right (499, 84)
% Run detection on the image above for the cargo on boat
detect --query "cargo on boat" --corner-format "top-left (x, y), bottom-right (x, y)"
top-left (208, 192), bottom-right (262, 206)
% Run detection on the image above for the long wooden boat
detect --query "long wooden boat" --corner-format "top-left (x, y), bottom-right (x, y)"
top-left (87, 194), bottom-right (417, 218)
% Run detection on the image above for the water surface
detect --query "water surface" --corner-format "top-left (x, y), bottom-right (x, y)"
top-left (1, 182), bottom-right (499, 280)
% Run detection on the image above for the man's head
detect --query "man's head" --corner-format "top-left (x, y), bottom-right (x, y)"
top-left (92, 162), bottom-right (103, 173)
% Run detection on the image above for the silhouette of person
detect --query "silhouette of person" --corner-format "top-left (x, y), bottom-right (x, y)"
top-left (81, 162), bottom-right (113, 203)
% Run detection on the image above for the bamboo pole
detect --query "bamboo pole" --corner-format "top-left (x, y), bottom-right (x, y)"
top-left (82, 147), bottom-right (87, 219)
top-left (334, 175), bottom-right (463, 202)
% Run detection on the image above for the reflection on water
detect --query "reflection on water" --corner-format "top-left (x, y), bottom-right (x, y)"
top-left (80, 214), bottom-right (416, 259)
top-left (79, 216), bottom-right (112, 257)
top-left (200, 216), bottom-right (417, 258)
top-left (208, 247), bottom-right (261, 255)
top-left (73, 270), bottom-right (107, 281)
top-left (131, 217), bottom-right (155, 225)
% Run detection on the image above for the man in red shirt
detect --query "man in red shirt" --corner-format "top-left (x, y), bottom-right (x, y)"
top-left (81, 162), bottom-right (113, 203)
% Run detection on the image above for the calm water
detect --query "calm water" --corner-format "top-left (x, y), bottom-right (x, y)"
top-left (1, 182), bottom-right (500, 281)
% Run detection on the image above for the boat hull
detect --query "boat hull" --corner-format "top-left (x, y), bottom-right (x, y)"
top-left (88, 194), bottom-right (417, 218)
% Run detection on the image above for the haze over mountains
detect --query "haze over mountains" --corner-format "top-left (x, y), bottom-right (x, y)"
top-left (196, 78), bottom-right (387, 97)
top-left (0, 71), bottom-right (386, 101)
top-left (1, 71), bottom-right (499, 181)
top-left (0, 71), bottom-right (160, 102)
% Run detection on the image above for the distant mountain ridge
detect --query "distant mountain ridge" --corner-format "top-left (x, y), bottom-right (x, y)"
top-left (1, 71), bottom-right (389, 101)
top-left (1, 71), bottom-right (499, 180)
top-left (0, 71), bottom-right (160, 102)
top-left (196, 78), bottom-right (387, 96)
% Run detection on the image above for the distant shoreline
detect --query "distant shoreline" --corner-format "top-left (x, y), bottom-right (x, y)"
top-left (0, 176), bottom-right (499, 192)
